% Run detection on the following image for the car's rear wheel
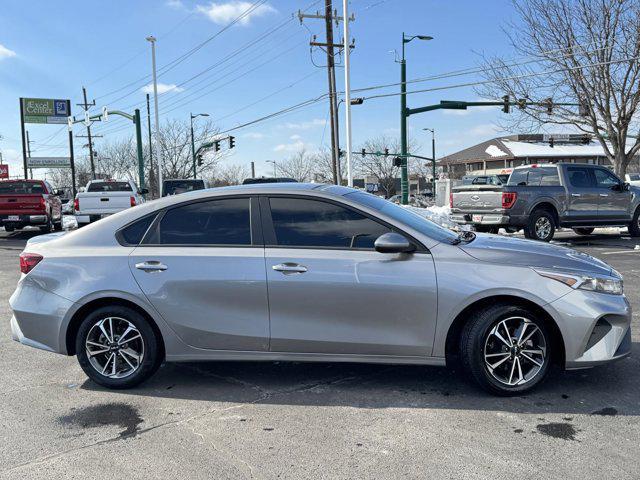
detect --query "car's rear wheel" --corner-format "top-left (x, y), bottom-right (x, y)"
top-left (475, 226), bottom-right (499, 234)
top-left (54, 220), bottom-right (63, 231)
top-left (629, 207), bottom-right (640, 237)
top-left (524, 209), bottom-right (555, 242)
top-left (573, 227), bottom-right (595, 236)
top-left (460, 304), bottom-right (552, 395)
top-left (75, 306), bottom-right (162, 389)
top-left (4, 226), bottom-right (14, 232)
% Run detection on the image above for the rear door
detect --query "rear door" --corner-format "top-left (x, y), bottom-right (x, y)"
top-left (262, 195), bottom-right (438, 357)
top-left (563, 165), bottom-right (599, 221)
top-left (593, 167), bottom-right (631, 220)
top-left (129, 196), bottom-right (270, 351)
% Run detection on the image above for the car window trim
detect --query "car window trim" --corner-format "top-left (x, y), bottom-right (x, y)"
top-left (138, 195), bottom-right (262, 248)
top-left (259, 194), bottom-right (428, 253)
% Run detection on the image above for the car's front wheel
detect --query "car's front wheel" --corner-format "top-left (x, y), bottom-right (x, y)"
top-left (75, 305), bottom-right (162, 389)
top-left (629, 207), bottom-right (640, 237)
top-left (460, 304), bottom-right (552, 395)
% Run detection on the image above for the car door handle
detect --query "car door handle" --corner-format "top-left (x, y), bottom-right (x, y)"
top-left (599, 193), bottom-right (609, 197)
top-left (571, 193), bottom-right (581, 197)
top-left (135, 261), bottom-right (168, 272)
top-left (272, 263), bottom-right (308, 274)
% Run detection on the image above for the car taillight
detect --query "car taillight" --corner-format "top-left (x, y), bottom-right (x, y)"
top-left (130, 196), bottom-right (136, 207)
top-left (19, 252), bottom-right (43, 274)
top-left (502, 192), bottom-right (517, 209)
top-left (74, 198), bottom-right (79, 211)
top-left (39, 197), bottom-right (46, 211)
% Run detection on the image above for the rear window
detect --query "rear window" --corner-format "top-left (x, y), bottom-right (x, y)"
top-left (508, 167), bottom-right (560, 186)
top-left (0, 181), bottom-right (46, 194)
top-left (163, 180), bottom-right (205, 196)
top-left (87, 181), bottom-right (133, 192)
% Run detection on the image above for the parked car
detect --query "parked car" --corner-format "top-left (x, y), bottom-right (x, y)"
top-left (0, 180), bottom-right (63, 233)
top-left (242, 177), bottom-right (297, 184)
top-left (11, 183), bottom-right (630, 395)
top-left (162, 179), bottom-right (207, 197)
top-left (451, 163), bottom-right (640, 241)
top-left (74, 179), bottom-right (147, 228)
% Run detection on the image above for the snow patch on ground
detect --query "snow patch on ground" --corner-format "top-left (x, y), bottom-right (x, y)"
top-left (63, 215), bottom-right (77, 230)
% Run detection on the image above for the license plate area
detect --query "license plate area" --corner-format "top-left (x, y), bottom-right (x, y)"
top-left (7, 215), bottom-right (19, 221)
top-left (472, 214), bottom-right (483, 223)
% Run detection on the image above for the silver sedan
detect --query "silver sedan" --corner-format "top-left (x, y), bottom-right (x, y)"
top-left (10, 183), bottom-right (631, 395)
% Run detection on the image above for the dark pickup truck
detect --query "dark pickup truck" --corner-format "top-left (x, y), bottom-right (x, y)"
top-left (451, 163), bottom-right (640, 241)
top-left (0, 180), bottom-right (63, 233)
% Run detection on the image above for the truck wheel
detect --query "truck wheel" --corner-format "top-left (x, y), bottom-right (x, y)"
top-left (4, 226), bottom-right (14, 232)
top-left (54, 221), bottom-right (63, 231)
top-left (475, 226), bottom-right (499, 234)
top-left (573, 228), bottom-right (595, 236)
top-left (39, 218), bottom-right (53, 233)
top-left (629, 207), bottom-right (640, 237)
top-left (524, 209), bottom-right (555, 242)
top-left (460, 304), bottom-right (552, 395)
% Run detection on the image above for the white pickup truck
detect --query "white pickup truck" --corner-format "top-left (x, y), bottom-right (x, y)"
top-left (74, 180), bottom-right (147, 227)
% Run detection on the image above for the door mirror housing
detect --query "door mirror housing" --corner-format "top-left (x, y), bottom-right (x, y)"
top-left (374, 232), bottom-right (415, 254)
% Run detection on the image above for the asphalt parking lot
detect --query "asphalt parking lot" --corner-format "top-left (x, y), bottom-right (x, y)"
top-left (1, 228), bottom-right (639, 479)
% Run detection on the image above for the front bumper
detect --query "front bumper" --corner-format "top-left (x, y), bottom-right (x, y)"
top-left (547, 289), bottom-right (632, 369)
top-left (9, 276), bottom-right (75, 355)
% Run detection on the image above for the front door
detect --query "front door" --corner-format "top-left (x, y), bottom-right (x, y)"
top-left (262, 196), bottom-right (438, 357)
top-left (129, 196), bottom-right (270, 351)
top-left (593, 167), bottom-right (632, 221)
top-left (564, 165), bottom-right (599, 221)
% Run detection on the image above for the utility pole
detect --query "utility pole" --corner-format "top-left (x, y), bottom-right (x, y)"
top-left (342, 0), bottom-right (353, 187)
top-left (250, 161), bottom-right (255, 177)
top-left (77, 87), bottom-right (97, 179)
top-left (146, 94), bottom-right (156, 198)
top-left (299, 2), bottom-right (353, 185)
top-left (146, 35), bottom-right (162, 196)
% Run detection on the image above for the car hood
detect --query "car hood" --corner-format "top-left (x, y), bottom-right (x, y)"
top-left (459, 234), bottom-right (613, 276)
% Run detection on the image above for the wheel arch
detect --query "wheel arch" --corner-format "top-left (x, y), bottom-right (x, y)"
top-left (444, 294), bottom-right (565, 366)
top-left (64, 296), bottom-right (166, 358)
top-left (529, 200), bottom-right (559, 226)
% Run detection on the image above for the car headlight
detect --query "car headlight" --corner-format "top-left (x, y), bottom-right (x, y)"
top-left (534, 269), bottom-right (623, 295)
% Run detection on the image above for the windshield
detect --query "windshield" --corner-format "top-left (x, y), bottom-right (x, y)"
top-left (0, 181), bottom-right (45, 194)
top-left (345, 191), bottom-right (460, 244)
top-left (87, 181), bottom-right (133, 192)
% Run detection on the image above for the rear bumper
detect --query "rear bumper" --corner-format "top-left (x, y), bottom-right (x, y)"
top-left (0, 214), bottom-right (48, 225)
top-left (451, 213), bottom-right (511, 226)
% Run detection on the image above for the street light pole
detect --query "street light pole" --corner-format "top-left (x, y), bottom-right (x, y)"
top-left (423, 127), bottom-right (436, 190)
top-left (342, 0), bottom-right (353, 187)
top-left (190, 113), bottom-right (209, 179)
top-left (146, 35), bottom-right (162, 196)
top-left (400, 33), bottom-right (433, 205)
top-left (266, 160), bottom-right (277, 177)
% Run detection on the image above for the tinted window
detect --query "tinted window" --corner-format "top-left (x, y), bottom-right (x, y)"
top-left (594, 169), bottom-right (620, 188)
top-left (162, 180), bottom-right (205, 196)
top-left (159, 198), bottom-right (251, 245)
top-left (508, 167), bottom-right (559, 186)
top-left (0, 181), bottom-right (45, 194)
top-left (87, 181), bottom-right (133, 192)
top-left (567, 167), bottom-right (595, 188)
top-left (120, 215), bottom-right (155, 245)
top-left (472, 177), bottom-right (488, 185)
top-left (269, 197), bottom-right (390, 249)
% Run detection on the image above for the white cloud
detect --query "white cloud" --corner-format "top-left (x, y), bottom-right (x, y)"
top-left (281, 118), bottom-right (326, 130)
top-left (166, 0), bottom-right (184, 8)
top-left (274, 140), bottom-right (306, 152)
top-left (242, 132), bottom-right (265, 139)
top-left (141, 83), bottom-right (184, 94)
top-left (289, 134), bottom-right (302, 141)
top-left (0, 44), bottom-right (17, 60)
top-left (469, 123), bottom-right (502, 137)
top-left (196, 1), bottom-right (276, 25)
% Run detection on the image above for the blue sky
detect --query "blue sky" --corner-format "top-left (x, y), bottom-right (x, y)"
top-left (0, 0), bottom-right (517, 179)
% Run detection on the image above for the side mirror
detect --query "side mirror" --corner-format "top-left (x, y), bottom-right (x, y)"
top-left (374, 232), bottom-right (415, 254)
top-left (139, 188), bottom-right (149, 195)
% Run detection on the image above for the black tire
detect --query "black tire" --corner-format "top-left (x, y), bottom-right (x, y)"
top-left (524, 208), bottom-right (555, 242)
top-left (4, 226), bottom-right (14, 232)
top-left (573, 227), bottom-right (595, 236)
top-left (460, 304), bottom-right (553, 396)
top-left (39, 217), bottom-right (53, 233)
top-left (75, 305), bottom-right (162, 389)
top-left (475, 226), bottom-right (499, 234)
top-left (54, 220), bottom-right (63, 231)
top-left (629, 207), bottom-right (640, 237)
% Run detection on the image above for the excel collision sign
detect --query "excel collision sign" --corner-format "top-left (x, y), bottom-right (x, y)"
top-left (21, 98), bottom-right (69, 124)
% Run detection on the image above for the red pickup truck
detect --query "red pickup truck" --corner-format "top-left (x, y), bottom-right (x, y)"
top-left (0, 180), bottom-right (63, 233)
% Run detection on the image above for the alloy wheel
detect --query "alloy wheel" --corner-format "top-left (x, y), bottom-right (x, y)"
top-left (85, 317), bottom-right (145, 379)
top-left (535, 217), bottom-right (552, 239)
top-left (483, 317), bottom-right (546, 387)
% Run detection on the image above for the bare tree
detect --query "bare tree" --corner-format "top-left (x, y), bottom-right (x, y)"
top-left (274, 149), bottom-right (316, 182)
top-left (207, 162), bottom-right (251, 186)
top-left (354, 135), bottom-right (403, 196)
top-left (477, 0), bottom-right (640, 176)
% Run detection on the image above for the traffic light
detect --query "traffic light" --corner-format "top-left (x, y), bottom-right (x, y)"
top-left (544, 98), bottom-right (553, 114)
top-left (502, 95), bottom-right (510, 113)
top-left (214, 140), bottom-right (220, 152)
top-left (197, 154), bottom-right (203, 166)
top-left (393, 156), bottom-right (402, 167)
top-left (228, 136), bottom-right (235, 149)
top-left (517, 98), bottom-right (527, 110)
top-left (361, 148), bottom-right (366, 156)
top-left (384, 148), bottom-right (389, 156)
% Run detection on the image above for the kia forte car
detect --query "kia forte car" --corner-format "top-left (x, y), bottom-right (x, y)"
top-left (10, 184), bottom-right (631, 395)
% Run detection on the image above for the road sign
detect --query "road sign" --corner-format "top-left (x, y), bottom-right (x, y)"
top-left (0, 164), bottom-right (8, 179)
top-left (21, 98), bottom-right (70, 124)
top-left (26, 157), bottom-right (71, 168)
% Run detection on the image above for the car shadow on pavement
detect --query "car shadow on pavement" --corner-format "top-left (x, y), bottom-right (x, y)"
top-left (81, 343), bottom-right (640, 416)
